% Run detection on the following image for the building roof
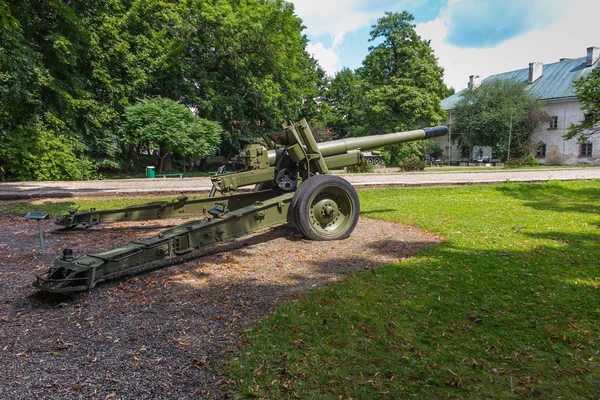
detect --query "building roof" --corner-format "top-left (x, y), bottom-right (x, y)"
top-left (441, 56), bottom-right (599, 111)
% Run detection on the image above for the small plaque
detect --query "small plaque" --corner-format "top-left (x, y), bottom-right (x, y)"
top-left (25, 212), bottom-right (50, 220)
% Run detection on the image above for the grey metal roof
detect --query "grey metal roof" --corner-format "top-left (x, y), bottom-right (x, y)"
top-left (441, 56), bottom-right (599, 110)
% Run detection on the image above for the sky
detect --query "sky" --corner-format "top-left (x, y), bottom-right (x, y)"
top-left (290, 0), bottom-right (600, 91)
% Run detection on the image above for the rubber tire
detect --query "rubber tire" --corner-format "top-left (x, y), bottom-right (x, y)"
top-left (291, 175), bottom-right (360, 241)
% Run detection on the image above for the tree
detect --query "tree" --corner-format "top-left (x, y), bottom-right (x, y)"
top-left (322, 68), bottom-right (362, 137)
top-left (564, 67), bottom-right (600, 140)
top-left (451, 79), bottom-right (549, 160)
top-left (0, 0), bottom-right (96, 180)
top-left (358, 11), bottom-right (447, 164)
top-left (0, 0), bottom-right (326, 180)
top-left (120, 97), bottom-right (222, 174)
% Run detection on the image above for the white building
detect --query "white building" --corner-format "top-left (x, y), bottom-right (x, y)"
top-left (438, 46), bottom-right (600, 165)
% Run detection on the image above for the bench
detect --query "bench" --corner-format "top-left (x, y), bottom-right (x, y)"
top-left (156, 173), bottom-right (184, 178)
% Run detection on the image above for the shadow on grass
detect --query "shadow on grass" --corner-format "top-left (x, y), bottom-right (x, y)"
top-left (220, 238), bottom-right (600, 399)
top-left (496, 182), bottom-right (600, 214)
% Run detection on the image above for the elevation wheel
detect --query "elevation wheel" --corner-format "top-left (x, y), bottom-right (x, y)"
top-left (291, 175), bottom-right (359, 241)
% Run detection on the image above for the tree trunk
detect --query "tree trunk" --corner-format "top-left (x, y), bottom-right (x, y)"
top-left (389, 145), bottom-right (399, 166)
top-left (158, 152), bottom-right (169, 174)
top-left (163, 153), bottom-right (172, 171)
top-left (157, 148), bottom-right (173, 174)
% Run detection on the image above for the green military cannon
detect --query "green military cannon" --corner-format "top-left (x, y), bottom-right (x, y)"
top-left (35, 119), bottom-right (447, 293)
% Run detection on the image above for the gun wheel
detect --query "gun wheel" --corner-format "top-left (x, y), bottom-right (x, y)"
top-left (291, 175), bottom-right (359, 241)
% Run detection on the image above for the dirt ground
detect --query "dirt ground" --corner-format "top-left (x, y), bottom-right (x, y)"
top-left (0, 213), bottom-right (439, 399)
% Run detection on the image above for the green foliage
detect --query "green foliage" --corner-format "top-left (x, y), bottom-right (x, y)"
top-left (505, 157), bottom-right (526, 168)
top-left (452, 79), bottom-right (549, 161)
top-left (333, 11), bottom-right (447, 165)
top-left (310, 124), bottom-right (336, 143)
top-left (120, 97), bottom-right (221, 173)
top-left (0, 114), bottom-right (94, 180)
top-left (229, 181), bottom-right (600, 398)
top-left (523, 153), bottom-right (540, 166)
top-left (565, 67), bottom-right (600, 140)
top-left (421, 139), bottom-right (443, 159)
top-left (399, 155), bottom-right (426, 171)
top-left (346, 163), bottom-right (374, 173)
top-left (382, 140), bottom-right (441, 166)
top-left (360, 12), bottom-right (446, 133)
top-left (0, 0), bottom-right (325, 180)
top-left (322, 68), bottom-right (362, 137)
top-left (505, 155), bottom-right (539, 168)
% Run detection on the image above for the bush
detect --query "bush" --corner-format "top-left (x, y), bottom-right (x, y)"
top-left (346, 163), bottom-right (374, 173)
top-left (399, 156), bottom-right (426, 172)
top-left (524, 153), bottom-right (540, 166)
top-left (506, 158), bottom-right (525, 168)
top-left (0, 115), bottom-right (95, 180)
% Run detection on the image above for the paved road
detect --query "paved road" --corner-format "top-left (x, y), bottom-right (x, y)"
top-left (1, 167), bottom-right (599, 199)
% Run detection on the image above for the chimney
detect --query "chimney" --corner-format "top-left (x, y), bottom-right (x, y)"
top-left (586, 47), bottom-right (599, 66)
top-left (528, 62), bottom-right (543, 83)
top-left (468, 75), bottom-right (481, 90)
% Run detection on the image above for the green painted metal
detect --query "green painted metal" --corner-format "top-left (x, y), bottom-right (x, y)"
top-left (211, 167), bottom-right (277, 193)
top-left (146, 166), bottom-right (155, 178)
top-left (291, 175), bottom-right (360, 241)
top-left (307, 182), bottom-right (354, 236)
top-left (35, 193), bottom-right (293, 293)
top-left (297, 119), bottom-right (329, 174)
top-left (55, 192), bottom-right (276, 229)
top-left (35, 119), bottom-right (447, 293)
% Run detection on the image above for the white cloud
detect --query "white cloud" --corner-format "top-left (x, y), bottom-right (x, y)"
top-left (292, 0), bottom-right (379, 75)
top-left (292, 0), bottom-right (377, 38)
top-left (306, 42), bottom-right (340, 75)
top-left (417, 0), bottom-right (600, 90)
top-left (294, 0), bottom-right (600, 86)
top-left (292, 0), bottom-right (422, 75)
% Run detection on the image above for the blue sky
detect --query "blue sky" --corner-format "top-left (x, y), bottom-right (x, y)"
top-left (290, 0), bottom-right (599, 90)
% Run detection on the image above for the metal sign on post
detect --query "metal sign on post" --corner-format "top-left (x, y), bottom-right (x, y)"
top-left (24, 212), bottom-right (50, 254)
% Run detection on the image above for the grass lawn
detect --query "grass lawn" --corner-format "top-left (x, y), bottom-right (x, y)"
top-left (228, 180), bottom-right (600, 399)
top-left (420, 165), bottom-right (600, 173)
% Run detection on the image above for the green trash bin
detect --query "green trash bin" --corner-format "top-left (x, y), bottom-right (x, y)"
top-left (146, 166), bottom-right (155, 178)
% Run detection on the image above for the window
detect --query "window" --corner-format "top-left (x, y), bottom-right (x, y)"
top-left (535, 143), bottom-right (546, 157)
top-left (549, 116), bottom-right (558, 129)
top-left (580, 142), bottom-right (593, 157)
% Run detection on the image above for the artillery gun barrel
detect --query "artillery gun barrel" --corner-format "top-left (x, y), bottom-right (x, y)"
top-left (317, 126), bottom-right (448, 157)
top-left (263, 126), bottom-right (447, 166)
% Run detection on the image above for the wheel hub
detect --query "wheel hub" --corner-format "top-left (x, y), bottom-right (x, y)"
top-left (312, 198), bottom-right (340, 227)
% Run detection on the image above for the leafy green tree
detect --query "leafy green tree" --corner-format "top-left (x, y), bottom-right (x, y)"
top-left (565, 67), bottom-right (600, 140)
top-left (358, 11), bottom-right (447, 164)
top-left (1, 0), bottom-right (327, 179)
top-left (322, 68), bottom-right (362, 137)
top-left (0, 115), bottom-right (95, 181)
top-left (0, 0), bottom-right (96, 180)
top-left (452, 79), bottom-right (549, 160)
top-left (422, 139), bottom-right (443, 160)
top-left (120, 97), bottom-right (221, 173)
top-left (182, 0), bottom-right (324, 140)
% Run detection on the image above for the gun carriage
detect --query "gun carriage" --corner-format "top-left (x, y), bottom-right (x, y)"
top-left (35, 119), bottom-right (447, 293)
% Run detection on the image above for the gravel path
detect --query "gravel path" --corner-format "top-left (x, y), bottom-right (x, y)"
top-left (0, 214), bottom-right (439, 399)
top-left (1, 167), bottom-right (599, 199)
